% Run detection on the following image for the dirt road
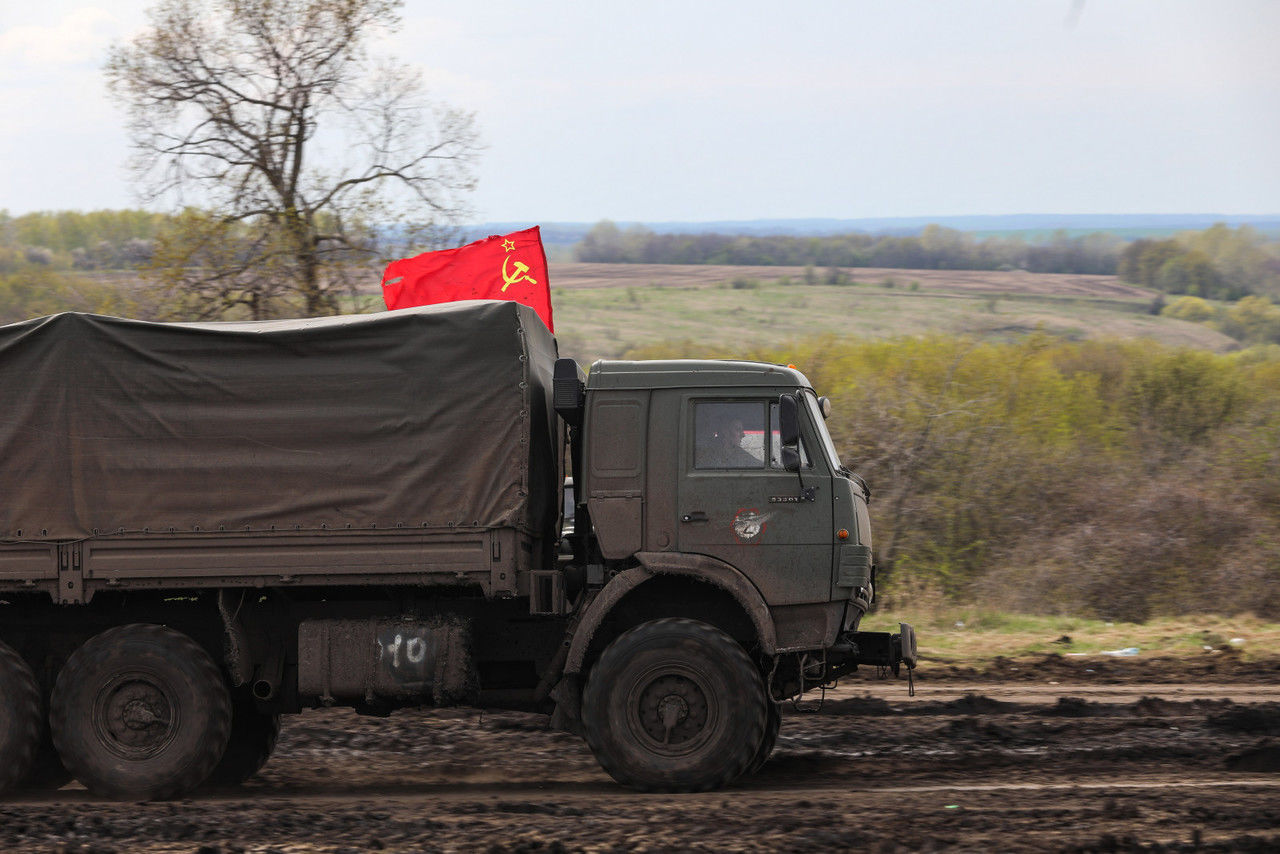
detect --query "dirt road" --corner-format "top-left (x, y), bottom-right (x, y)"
top-left (3, 658), bottom-right (1278, 852)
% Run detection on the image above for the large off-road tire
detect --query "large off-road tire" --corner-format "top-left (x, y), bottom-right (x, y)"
top-left (50, 624), bottom-right (232, 800)
top-left (23, 728), bottom-right (73, 791)
top-left (202, 689), bottom-right (281, 788)
top-left (582, 618), bottom-right (766, 792)
top-left (0, 640), bottom-right (41, 795)
top-left (23, 670), bottom-right (74, 792)
top-left (745, 699), bottom-right (782, 776)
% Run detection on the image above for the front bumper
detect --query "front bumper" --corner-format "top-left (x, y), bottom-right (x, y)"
top-left (827, 622), bottom-right (917, 677)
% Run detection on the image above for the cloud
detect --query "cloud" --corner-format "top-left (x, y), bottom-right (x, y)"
top-left (0, 7), bottom-right (119, 71)
top-left (0, 6), bottom-right (131, 206)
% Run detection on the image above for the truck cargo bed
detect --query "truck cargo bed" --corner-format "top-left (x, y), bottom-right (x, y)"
top-left (0, 527), bottom-right (537, 603)
top-left (0, 302), bottom-right (559, 602)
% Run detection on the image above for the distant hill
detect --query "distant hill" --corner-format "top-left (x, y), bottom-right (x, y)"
top-left (466, 214), bottom-right (1280, 246)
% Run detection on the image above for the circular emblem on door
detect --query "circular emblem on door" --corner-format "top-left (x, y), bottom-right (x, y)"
top-left (732, 508), bottom-right (769, 543)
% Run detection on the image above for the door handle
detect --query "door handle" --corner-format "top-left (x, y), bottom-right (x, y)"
top-left (681, 511), bottom-right (708, 523)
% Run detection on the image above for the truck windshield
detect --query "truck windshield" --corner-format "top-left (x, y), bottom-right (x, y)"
top-left (803, 391), bottom-right (844, 470)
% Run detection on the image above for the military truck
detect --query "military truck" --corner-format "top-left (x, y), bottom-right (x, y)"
top-left (0, 302), bottom-right (914, 800)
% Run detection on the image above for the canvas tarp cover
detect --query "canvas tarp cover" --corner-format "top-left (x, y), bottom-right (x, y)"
top-left (0, 301), bottom-right (559, 541)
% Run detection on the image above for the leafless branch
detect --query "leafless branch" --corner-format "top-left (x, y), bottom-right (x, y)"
top-left (107, 0), bottom-right (479, 318)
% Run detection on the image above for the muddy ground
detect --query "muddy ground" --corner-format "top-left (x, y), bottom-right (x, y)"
top-left (3, 654), bottom-right (1279, 853)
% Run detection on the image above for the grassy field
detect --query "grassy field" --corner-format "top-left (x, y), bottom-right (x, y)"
top-left (860, 609), bottom-right (1280, 667)
top-left (539, 263), bottom-right (1237, 362)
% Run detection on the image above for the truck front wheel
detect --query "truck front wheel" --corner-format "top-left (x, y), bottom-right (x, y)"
top-left (50, 624), bottom-right (232, 800)
top-left (582, 618), bottom-right (766, 792)
top-left (745, 699), bottom-right (782, 776)
top-left (0, 640), bottom-right (41, 795)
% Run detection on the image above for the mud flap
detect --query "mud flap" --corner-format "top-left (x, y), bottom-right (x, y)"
top-left (549, 674), bottom-right (583, 735)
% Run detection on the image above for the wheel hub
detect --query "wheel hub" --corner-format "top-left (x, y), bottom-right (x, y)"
top-left (657, 694), bottom-right (689, 731)
top-left (637, 674), bottom-right (709, 748)
top-left (95, 676), bottom-right (176, 758)
top-left (121, 698), bottom-right (163, 729)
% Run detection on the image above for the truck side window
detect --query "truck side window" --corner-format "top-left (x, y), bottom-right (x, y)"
top-left (768, 402), bottom-right (812, 469)
top-left (694, 401), bottom-right (767, 469)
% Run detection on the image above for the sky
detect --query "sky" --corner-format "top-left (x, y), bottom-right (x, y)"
top-left (1, 0), bottom-right (1277, 222)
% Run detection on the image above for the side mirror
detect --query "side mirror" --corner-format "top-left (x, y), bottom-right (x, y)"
top-left (778, 393), bottom-right (800, 446)
top-left (778, 393), bottom-right (801, 472)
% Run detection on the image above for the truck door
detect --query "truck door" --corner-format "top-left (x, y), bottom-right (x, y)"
top-left (675, 395), bottom-right (832, 606)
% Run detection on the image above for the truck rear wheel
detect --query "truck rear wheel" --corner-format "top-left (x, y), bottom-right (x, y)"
top-left (24, 674), bottom-right (75, 791)
top-left (50, 624), bottom-right (232, 800)
top-left (0, 640), bottom-right (41, 795)
top-left (23, 728), bottom-right (73, 791)
top-left (202, 689), bottom-right (281, 788)
top-left (582, 618), bottom-right (766, 792)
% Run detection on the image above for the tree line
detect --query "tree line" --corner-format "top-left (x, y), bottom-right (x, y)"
top-left (576, 220), bottom-right (1280, 302)
top-left (576, 221), bottom-right (1124, 275)
top-left (0, 210), bottom-right (164, 272)
top-left (6, 209), bottom-right (1280, 329)
top-left (1119, 224), bottom-right (1280, 301)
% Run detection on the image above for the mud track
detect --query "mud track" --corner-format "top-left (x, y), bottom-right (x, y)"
top-left (4, 657), bottom-right (1280, 853)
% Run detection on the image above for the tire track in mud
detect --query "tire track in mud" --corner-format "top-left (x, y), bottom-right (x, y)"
top-left (8, 775), bottom-right (1279, 806)
top-left (2, 677), bottom-right (1279, 852)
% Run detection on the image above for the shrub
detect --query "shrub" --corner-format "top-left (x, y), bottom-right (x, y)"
top-left (1220, 296), bottom-right (1280, 345)
top-left (1162, 295), bottom-right (1216, 323)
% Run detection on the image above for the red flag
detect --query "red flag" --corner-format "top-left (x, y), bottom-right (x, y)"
top-left (381, 226), bottom-right (553, 331)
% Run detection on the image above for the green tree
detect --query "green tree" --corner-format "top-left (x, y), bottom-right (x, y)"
top-left (106, 0), bottom-right (480, 318)
top-left (1180, 224), bottom-right (1280, 300)
top-left (1117, 239), bottom-right (1181, 286)
top-left (0, 268), bottom-right (140, 324)
top-left (1161, 295), bottom-right (1216, 323)
top-left (1124, 350), bottom-right (1242, 445)
top-left (1220, 296), bottom-right (1280, 345)
top-left (1154, 249), bottom-right (1222, 297)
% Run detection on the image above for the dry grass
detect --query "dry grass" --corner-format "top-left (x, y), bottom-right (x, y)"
top-left (861, 608), bottom-right (1280, 666)
top-left (540, 263), bottom-right (1236, 362)
top-left (551, 262), bottom-right (1150, 298)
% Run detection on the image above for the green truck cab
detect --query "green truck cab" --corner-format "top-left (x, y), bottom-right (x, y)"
top-left (0, 304), bottom-right (913, 800)
top-left (551, 358), bottom-right (915, 789)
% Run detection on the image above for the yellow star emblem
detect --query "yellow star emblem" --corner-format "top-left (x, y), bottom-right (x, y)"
top-left (501, 239), bottom-right (516, 252)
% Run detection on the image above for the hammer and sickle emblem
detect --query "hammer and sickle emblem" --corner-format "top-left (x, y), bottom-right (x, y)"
top-left (501, 254), bottom-right (538, 292)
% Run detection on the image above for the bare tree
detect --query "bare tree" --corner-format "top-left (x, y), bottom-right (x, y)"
top-left (107, 0), bottom-right (480, 318)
